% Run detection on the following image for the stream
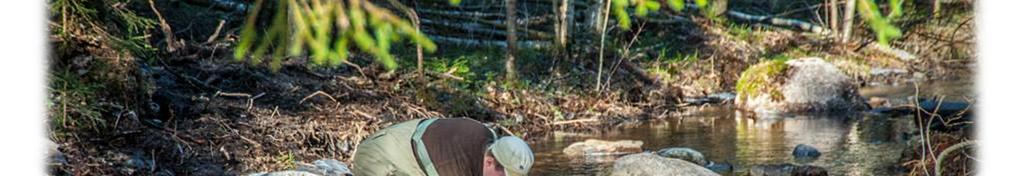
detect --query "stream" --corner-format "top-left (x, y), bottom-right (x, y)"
top-left (529, 79), bottom-right (973, 175)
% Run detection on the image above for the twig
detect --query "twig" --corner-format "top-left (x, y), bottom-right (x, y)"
top-left (351, 110), bottom-right (376, 120)
top-left (205, 20), bottom-right (226, 44)
top-left (270, 106), bottom-right (279, 119)
top-left (385, 0), bottom-right (425, 82)
top-left (148, 0), bottom-right (180, 52)
top-left (923, 96), bottom-right (946, 166)
top-left (215, 91), bottom-right (252, 98)
top-left (248, 92), bottom-right (265, 111)
top-left (426, 69), bottom-right (466, 82)
top-left (912, 82), bottom-right (932, 176)
top-left (550, 118), bottom-right (599, 125)
top-left (605, 22), bottom-right (648, 90)
top-left (342, 60), bottom-right (369, 79)
top-left (299, 91), bottom-right (339, 105)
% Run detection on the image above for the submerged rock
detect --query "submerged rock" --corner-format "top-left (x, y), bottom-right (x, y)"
top-left (609, 153), bottom-right (720, 176)
top-left (656, 147), bottom-right (708, 166)
top-left (748, 163), bottom-right (828, 176)
top-left (735, 57), bottom-right (867, 115)
top-left (704, 161), bottom-right (734, 174)
top-left (248, 159), bottom-right (353, 176)
top-left (792, 144), bottom-right (821, 160)
top-left (563, 139), bottom-right (643, 156)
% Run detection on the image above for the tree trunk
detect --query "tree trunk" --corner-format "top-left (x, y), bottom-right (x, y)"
top-left (829, 0), bottom-right (839, 35)
top-left (596, 0), bottom-right (612, 91)
top-left (841, 0), bottom-right (857, 43)
top-left (505, 0), bottom-right (518, 81)
top-left (710, 0), bottom-right (728, 18)
top-left (555, 0), bottom-right (571, 49)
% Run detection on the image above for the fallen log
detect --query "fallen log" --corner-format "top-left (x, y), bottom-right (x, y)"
top-left (427, 35), bottom-right (552, 48)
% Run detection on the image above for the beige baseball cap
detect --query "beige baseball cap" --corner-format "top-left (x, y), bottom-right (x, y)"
top-left (490, 136), bottom-right (534, 176)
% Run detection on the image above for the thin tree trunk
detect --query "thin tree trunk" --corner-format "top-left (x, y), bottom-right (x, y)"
top-left (711, 0), bottom-right (728, 18)
top-left (829, 0), bottom-right (839, 35)
top-left (555, 0), bottom-right (570, 49)
top-left (386, 0), bottom-right (424, 81)
top-left (933, 0), bottom-right (942, 18)
top-left (841, 0), bottom-right (857, 43)
top-left (505, 0), bottom-right (519, 81)
top-left (596, 0), bottom-right (612, 91)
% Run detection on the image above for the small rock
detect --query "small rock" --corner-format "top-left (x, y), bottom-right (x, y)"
top-left (748, 164), bottom-right (828, 176)
top-left (247, 171), bottom-right (321, 176)
top-left (791, 165), bottom-right (828, 176)
top-left (562, 139), bottom-right (643, 156)
top-left (708, 92), bottom-right (736, 102)
top-left (656, 147), bottom-right (708, 165)
top-left (47, 140), bottom-right (68, 166)
top-left (868, 97), bottom-right (889, 108)
top-left (704, 161), bottom-right (733, 173)
top-left (749, 163), bottom-right (795, 176)
top-left (305, 159), bottom-right (353, 176)
top-left (792, 144), bottom-right (821, 160)
top-left (869, 68), bottom-right (908, 76)
top-left (126, 151), bottom-right (155, 173)
top-left (247, 159), bottom-right (353, 176)
top-left (609, 153), bottom-right (720, 176)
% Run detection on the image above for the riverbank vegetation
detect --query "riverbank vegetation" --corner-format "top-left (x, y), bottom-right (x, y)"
top-left (47, 0), bottom-right (974, 175)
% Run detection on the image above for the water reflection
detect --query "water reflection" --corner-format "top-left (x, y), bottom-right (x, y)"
top-left (530, 108), bottom-right (909, 175)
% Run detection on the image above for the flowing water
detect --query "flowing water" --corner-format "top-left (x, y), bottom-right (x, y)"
top-left (529, 79), bottom-right (973, 175)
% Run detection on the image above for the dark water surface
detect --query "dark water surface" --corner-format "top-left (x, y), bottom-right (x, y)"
top-left (529, 79), bottom-right (973, 175)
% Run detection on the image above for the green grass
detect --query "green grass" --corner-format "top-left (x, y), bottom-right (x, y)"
top-left (51, 0), bottom-right (156, 58)
top-left (726, 22), bottom-right (755, 41)
top-left (274, 151), bottom-right (296, 169)
top-left (644, 49), bottom-right (703, 83)
top-left (49, 69), bottom-right (107, 136)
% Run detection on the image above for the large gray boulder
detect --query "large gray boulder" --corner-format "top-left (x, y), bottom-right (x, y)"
top-left (563, 139), bottom-right (644, 156)
top-left (609, 153), bottom-right (720, 176)
top-left (735, 57), bottom-right (867, 115)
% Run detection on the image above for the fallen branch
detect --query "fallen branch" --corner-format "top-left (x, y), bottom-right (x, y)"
top-left (214, 91), bottom-right (252, 98)
top-left (935, 140), bottom-right (975, 176)
top-left (550, 118), bottom-right (599, 125)
top-left (298, 91), bottom-right (339, 105)
top-left (725, 9), bottom-right (832, 35)
top-left (205, 20), bottom-right (226, 44)
top-left (427, 35), bottom-right (552, 48)
top-left (426, 68), bottom-right (465, 82)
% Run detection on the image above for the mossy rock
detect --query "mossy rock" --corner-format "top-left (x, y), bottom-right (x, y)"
top-left (736, 58), bottom-right (790, 103)
top-left (735, 57), bottom-right (867, 115)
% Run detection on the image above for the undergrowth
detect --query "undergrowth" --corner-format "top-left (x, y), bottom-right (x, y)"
top-left (48, 69), bottom-right (107, 137)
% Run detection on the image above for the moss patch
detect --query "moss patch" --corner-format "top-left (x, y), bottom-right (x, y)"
top-left (736, 57), bottom-right (791, 102)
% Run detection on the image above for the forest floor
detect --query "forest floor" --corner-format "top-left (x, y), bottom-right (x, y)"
top-left (47, 1), bottom-right (975, 175)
